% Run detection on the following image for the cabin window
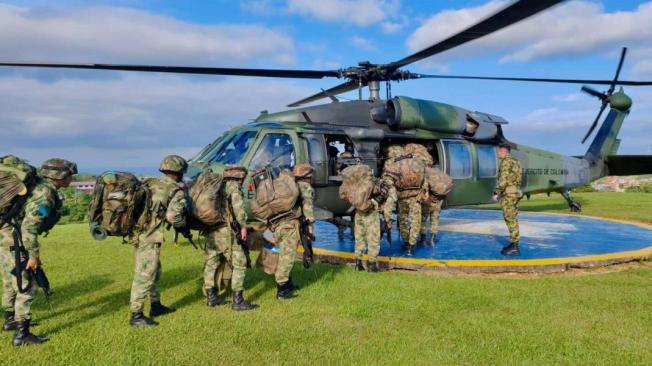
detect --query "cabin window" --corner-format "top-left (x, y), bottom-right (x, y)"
top-left (249, 133), bottom-right (296, 170)
top-left (211, 131), bottom-right (257, 164)
top-left (304, 134), bottom-right (328, 185)
top-left (477, 145), bottom-right (498, 178)
top-left (443, 141), bottom-right (472, 179)
top-left (194, 132), bottom-right (230, 162)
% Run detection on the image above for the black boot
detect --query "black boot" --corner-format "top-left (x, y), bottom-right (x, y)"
top-left (276, 282), bottom-right (296, 300)
top-left (232, 291), bottom-right (258, 311)
top-left (129, 312), bottom-right (158, 327)
top-left (500, 243), bottom-right (520, 256)
top-left (418, 234), bottom-right (426, 246)
top-left (206, 287), bottom-right (227, 307)
top-left (355, 259), bottom-right (365, 271)
top-left (406, 245), bottom-right (414, 257)
top-left (427, 233), bottom-right (436, 247)
top-left (3, 311), bottom-right (17, 332)
top-left (12, 320), bottom-right (48, 346)
top-left (367, 261), bottom-right (379, 273)
top-left (150, 301), bottom-right (176, 317)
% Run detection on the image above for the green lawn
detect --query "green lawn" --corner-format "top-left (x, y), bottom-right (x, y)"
top-left (1, 193), bottom-right (652, 364)
top-left (477, 192), bottom-right (652, 224)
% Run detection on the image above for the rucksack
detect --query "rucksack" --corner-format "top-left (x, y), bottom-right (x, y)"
top-left (250, 167), bottom-right (299, 222)
top-left (393, 154), bottom-right (426, 192)
top-left (88, 171), bottom-right (149, 240)
top-left (0, 155), bottom-right (38, 227)
top-left (187, 170), bottom-right (225, 229)
top-left (426, 167), bottom-right (454, 196)
top-left (404, 143), bottom-right (433, 166)
top-left (339, 164), bottom-right (376, 212)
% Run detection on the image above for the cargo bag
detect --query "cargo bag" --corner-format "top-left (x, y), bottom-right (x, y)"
top-left (394, 154), bottom-right (426, 191)
top-left (404, 143), bottom-right (433, 166)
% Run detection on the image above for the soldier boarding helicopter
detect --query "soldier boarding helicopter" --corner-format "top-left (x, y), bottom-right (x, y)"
top-left (1, 0), bottom-right (651, 225)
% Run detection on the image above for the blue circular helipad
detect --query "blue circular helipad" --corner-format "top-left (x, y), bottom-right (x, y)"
top-left (311, 209), bottom-right (652, 272)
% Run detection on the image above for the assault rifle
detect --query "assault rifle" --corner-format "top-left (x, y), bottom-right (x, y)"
top-left (380, 217), bottom-right (392, 246)
top-left (299, 217), bottom-right (315, 268)
top-left (230, 219), bottom-right (252, 269)
top-left (10, 223), bottom-right (54, 313)
top-left (171, 225), bottom-right (198, 249)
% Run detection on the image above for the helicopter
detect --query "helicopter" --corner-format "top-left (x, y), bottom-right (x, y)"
top-left (1, 0), bottom-right (652, 225)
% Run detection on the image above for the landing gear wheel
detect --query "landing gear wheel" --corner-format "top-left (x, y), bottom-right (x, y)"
top-left (570, 201), bottom-right (582, 212)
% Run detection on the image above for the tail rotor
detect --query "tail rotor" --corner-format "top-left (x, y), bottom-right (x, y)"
top-left (580, 47), bottom-right (627, 143)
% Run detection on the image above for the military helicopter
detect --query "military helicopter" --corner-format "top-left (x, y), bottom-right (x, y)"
top-left (2, 0), bottom-right (652, 225)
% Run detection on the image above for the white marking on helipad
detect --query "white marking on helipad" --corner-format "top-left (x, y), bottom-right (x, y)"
top-left (439, 219), bottom-right (577, 239)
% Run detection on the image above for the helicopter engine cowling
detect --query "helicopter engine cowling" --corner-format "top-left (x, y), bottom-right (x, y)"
top-left (382, 96), bottom-right (500, 140)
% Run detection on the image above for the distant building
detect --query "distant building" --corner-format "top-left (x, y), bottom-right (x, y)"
top-left (71, 181), bottom-right (95, 193)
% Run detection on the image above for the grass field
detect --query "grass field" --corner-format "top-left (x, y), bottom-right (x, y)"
top-left (478, 192), bottom-right (652, 224)
top-left (2, 192), bottom-right (652, 364)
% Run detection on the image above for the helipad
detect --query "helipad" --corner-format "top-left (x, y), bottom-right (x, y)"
top-left (311, 209), bottom-right (652, 273)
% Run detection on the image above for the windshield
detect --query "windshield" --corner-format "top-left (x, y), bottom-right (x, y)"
top-left (192, 131), bottom-right (230, 163)
top-left (211, 131), bottom-right (257, 164)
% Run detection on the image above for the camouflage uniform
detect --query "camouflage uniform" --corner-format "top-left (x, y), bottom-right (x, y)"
top-left (420, 197), bottom-right (443, 236)
top-left (202, 180), bottom-right (247, 293)
top-left (129, 155), bottom-right (187, 319)
top-left (0, 178), bottom-right (60, 322)
top-left (381, 145), bottom-right (402, 228)
top-left (398, 195), bottom-right (422, 246)
top-left (271, 178), bottom-right (314, 287)
top-left (354, 199), bottom-right (380, 263)
top-left (0, 158), bottom-right (75, 345)
top-left (129, 175), bottom-right (186, 314)
top-left (495, 154), bottom-right (522, 244)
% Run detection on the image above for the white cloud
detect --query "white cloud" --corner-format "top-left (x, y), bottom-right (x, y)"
top-left (0, 4), bottom-right (296, 65)
top-left (349, 36), bottom-right (376, 51)
top-left (0, 75), bottom-right (313, 170)
top-left (286, 0), bottom-right (399, 26)
top-left (407, 1), bottom-right (652, 67)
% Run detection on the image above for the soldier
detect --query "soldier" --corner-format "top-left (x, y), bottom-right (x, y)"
top-left (271, 164), bottom-right (314, 300)
top-left (420, 179), bottom-right (444, 247)
top-left (200, 165), bottom-right (256, 311)
top-left (0, 158), bottom-right (76, 346)
top-left (395, 153), bottom-right (428, 257)
top-left (380, 145), bottom-right (402, 245)
top-left (128, 155), bottom-right (188, 327)
top-left (492, 143), bottom-right (522, 256)
top-left (353, 180), bottom-right (388, 273)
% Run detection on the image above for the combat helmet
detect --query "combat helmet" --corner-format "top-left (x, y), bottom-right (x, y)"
top-left (159, 155), bottom-right (188, 174)
top-left (40, 158), bottom-right (78, 180)
top-left (223, 165), bottom-right (247, 180)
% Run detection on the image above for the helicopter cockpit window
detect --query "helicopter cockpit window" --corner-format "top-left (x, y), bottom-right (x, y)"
top-left (249, 133), bottom-right (296, 170)
top-left (477, 145), bottom-right (498, 178)
top-left (211, 131), bottom-right (257, 164)
top-left (193, 132), bottom-right (230, 162)
top-left (443, 141), bottom-right (472, 179)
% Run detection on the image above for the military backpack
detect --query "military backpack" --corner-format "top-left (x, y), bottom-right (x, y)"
top-left (88, 171), bottom-right (149, 240)
top-left (339, 164), bottom-right (377, 213)
top-left (425, 166), bottom-right (454, 196)
top-left (393, 154), bottom-right (426, 195)
top-left (0, 155), bottom-right (38, 227)
top-left (250, 167), bottom-right (299, 222)
top-left (404, 143), bottom-right (434, 166)
top-left (187, 170), bottom-right (225, 229)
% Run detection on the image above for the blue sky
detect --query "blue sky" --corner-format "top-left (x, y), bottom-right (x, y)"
top-left (0, 0), bottom-right (651, 172)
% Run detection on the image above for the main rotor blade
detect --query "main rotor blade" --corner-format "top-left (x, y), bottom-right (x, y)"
top-left (582, 103), bottom-right (607, 144)
top-left (418, 74), bottom-right (652, 86)
top-left (387, 0), bottom-right (564, 70)
top-left (0, 62), bottom-right (341, 79)
top-left (287, 80), bottom-right (362, 107)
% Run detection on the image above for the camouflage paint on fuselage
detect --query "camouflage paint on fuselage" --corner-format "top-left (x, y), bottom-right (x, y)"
top-left (188, 91), bottom-right (633, 221)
